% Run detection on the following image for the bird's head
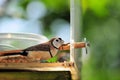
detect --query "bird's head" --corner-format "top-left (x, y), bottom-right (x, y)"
top-left (50, 37), bottom-right (64, 49)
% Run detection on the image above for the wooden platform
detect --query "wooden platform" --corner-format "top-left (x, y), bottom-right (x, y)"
top-left (0, 62), bottom-right (79, 80)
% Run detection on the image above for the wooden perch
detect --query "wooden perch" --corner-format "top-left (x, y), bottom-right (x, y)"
top-left (59, 42), bottom-right (86, 50)
top-left (0, 42), bottom-right (86, 55)
top-left (0, 42), bottom-right (87, 63)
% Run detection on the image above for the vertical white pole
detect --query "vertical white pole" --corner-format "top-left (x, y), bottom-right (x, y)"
top-left (70, 0), bottom-right (75, 62)
top-left (70, 0), bottom-right (81, 62)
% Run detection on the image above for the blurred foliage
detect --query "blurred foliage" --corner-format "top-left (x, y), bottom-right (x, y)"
top-left (18, 0), bottom-right (70, 37)
top-left (81, 0), bottom-right (120, 80)
top-left (0, 0), bottom-right (70, 38)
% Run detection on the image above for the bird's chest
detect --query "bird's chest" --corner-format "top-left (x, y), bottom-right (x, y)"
top-left (50, 49), bottom-right (58, 56)
top-left (27, 49), bottom-right (58, 60)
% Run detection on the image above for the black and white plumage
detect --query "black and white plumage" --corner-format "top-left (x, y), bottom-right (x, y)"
top-left (0, 37), bottom-right (64, 61)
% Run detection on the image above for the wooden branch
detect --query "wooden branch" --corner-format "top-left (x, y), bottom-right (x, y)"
top-left (0, 42), bottom-right (86, 55)
top-left (59, 42), bottom-right (86, 50)
top-left (0, 42), bottom-right (87, 63)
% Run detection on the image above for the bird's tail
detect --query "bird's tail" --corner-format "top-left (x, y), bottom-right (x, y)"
top-left (0, 50), bottom-right (23, 56)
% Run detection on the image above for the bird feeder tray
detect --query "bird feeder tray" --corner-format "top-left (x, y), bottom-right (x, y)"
top-left (0, 33), bottom-right (89, 80)
top-left (0, 42), bottom-right (86, 80)
top-left (0, 62), bottom-right (78, 80)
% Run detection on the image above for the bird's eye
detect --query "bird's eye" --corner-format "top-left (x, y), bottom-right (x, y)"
top-left (58, 38), bottom-right (62, 40)
top-left (56, 40), bottom-right (59, 42)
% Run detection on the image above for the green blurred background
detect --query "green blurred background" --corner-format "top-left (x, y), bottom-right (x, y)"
top-left (0, 0), bottom-right (120, 80)
top-left (81, 0), bottom-right (120, 80)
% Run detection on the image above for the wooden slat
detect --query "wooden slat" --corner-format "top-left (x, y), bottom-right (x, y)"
top-left (0, 62), bottom-right (79, 80)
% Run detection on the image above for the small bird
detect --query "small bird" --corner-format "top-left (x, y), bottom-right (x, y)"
top-left (0, 37), bottom-right (64, 61)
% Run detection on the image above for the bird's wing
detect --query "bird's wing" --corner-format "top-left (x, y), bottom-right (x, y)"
top-left (24, 44), bottom-right (50, 51)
